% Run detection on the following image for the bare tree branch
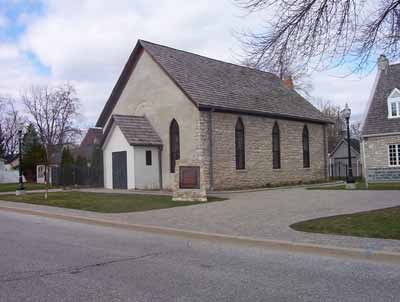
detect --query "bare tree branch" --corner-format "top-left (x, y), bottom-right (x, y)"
top-left (22, 84), bottom-right (81, 148)
top-left (236, 0), bottom-right (400, 75)
top-left (0, 96), bottom-right (25, 156)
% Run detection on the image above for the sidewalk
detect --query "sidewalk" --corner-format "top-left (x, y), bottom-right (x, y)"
top-left (0, 188), bottom-right (399, 259)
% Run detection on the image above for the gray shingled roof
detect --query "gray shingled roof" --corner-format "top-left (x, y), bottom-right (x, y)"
top-left (141, 40), bottom-right (329, 123)
top-left (96, 40), bottom-right (330, 127)
top-left (330, 138), bottom-right (360, 156)
top-left (106, 115), bottom-right (162, 146)
top-left (362, 63), bottom-right (400, 136)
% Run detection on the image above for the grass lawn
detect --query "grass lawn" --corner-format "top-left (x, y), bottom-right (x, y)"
top-left (291, 206), bottom-right (400, 240)
top-left (0, 191), bottom-right (226, 213)
top-left (308, 182), bottom-right (400, 190)
top-left (0, 183), bottom-right (51, 192)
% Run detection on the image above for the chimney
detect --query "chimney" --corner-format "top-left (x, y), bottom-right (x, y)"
top-left (378, 54), bottom-right (389, 71)
top-left (283, 75), bottom-right (294, 90)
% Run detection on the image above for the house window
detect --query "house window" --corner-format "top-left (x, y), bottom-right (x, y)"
top-left (388, 89), bottom-right (400, 118)
top-left (235, 118), bottom-right (245, 170)
top-left (303, 125), bottom-right (310, 168)
top-left (389, 144), bottom-right (400, 166)
top-left (146, 150), bottom-right (152, 166)
top-left (169, 119), bottom-right (180, 173)
top-left (272, 122), bottom-right (281, 169)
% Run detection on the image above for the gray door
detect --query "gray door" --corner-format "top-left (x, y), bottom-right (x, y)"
top-left (112, 151), bottom-right (127, 189)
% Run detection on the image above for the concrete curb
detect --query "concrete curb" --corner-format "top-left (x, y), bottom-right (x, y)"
top-left (0, 204), bottom-right (399, 264)
top-left (0, 189), bottom-right (63, 196)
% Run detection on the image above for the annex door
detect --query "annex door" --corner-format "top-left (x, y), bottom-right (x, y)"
top-left (112, 151), bottom-right (128, 189)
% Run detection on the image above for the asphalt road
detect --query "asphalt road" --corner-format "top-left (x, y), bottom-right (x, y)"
top-left (0, 211), bottom-right (399, 302)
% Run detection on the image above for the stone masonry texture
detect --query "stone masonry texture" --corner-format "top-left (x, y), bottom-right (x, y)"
top-left (362, 134), bottom-right (400, 168)
top-left (200, 111), bottom-right (327, 190)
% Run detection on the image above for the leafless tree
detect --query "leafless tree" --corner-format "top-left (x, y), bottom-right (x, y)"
top-left (22, 84), bottom-right (81, 147)
top-left (22, 84), bottom-right (81, 198)
top-left (236, 0), bottom-right (400, 75)
top-left (315, 98), bottom-right (345, 149)
top-left (242, 57), bottom-right (314, 97)
top-left (350, 121), bottom-right (362, 138)
top-left (0, 97), bottom-right (25, 156)
top-left (314, 98), bottom-right (361, 151)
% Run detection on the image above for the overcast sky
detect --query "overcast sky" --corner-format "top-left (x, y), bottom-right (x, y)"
top-left (0, 0), bottom-right (379, 128)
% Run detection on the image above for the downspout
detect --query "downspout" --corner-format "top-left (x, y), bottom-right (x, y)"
top-left (158, 146), bottom-right (163, 190)
top-left (208, 109), bottom-right (214, 191)
top-left (323, 124), bottom-right (328, 180)
top-left (361, 138), bottom-right (368, 189)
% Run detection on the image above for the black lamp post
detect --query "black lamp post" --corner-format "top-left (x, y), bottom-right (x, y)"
top-left (16, 129), bottom-right (25, 195)
top-left (341, 103), bottom-right (355, 184)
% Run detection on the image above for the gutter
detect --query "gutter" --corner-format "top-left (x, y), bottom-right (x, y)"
top-left (199, 105), bottom-right (332, 125)
top-left (362, 132), bottom-right (400, 138)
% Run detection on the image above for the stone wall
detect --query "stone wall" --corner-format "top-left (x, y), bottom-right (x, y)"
top-left (361, 134), bottom-right (400, 168)
top-left (171, 160), bottom-right (208, 202)
top-left (367, 167), bottom-right (400, 182)
top-left (200, 111), bottom-right (327, 190)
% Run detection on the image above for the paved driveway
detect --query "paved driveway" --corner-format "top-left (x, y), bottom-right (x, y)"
top-left (1, 188), bottom-right (399, 252)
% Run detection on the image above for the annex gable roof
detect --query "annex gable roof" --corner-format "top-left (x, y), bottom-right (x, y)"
top-left (96, 40), bottom-right (330, 127)
top-left (362, 63), bottom-right (400, 136)
top-left (102, 115), bottom-right (162, 147)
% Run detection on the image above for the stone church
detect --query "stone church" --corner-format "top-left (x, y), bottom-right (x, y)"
top-left (96, 40), bottom-right (330, 191)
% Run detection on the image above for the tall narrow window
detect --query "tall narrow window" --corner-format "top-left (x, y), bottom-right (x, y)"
top-left (170, 119), bottom-right (180, 173)
top-left (235, 118), bottom-right (245, 170)
top-left (303, 125), bottom-right (310, 168)
top-left (272, 122), bottom-right (281, 169)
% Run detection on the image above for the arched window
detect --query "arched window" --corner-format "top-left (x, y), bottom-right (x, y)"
top-left (272, 122), bottom-right (281, 169)
top-left (303, 125), bottom-right (310, 168)
top-left (169, 119), bottom-right (180, 173)
top-left (235, 118), bottom-right (245, 170)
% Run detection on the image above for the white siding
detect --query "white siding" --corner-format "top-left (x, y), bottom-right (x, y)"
top-left (134, 146), bottom-right (160, 189)
top-left (102, 125), bottom-right (135, 189)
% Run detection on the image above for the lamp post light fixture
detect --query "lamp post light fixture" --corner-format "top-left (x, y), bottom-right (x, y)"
top-left (341, 103), bottom-right (355, 188)
top-left (16, 129), bottom-right (25, 196)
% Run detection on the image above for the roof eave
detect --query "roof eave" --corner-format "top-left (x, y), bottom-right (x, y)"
top-left (198, 105), bottom-right (332, 124)
top-left (130, 143), bottom-right (163, 147)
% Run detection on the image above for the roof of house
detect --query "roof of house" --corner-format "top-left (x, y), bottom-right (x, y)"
top-left (103, 115), bottom-right (163, 147)
top-left (329, 137), bottom-right (360, 157)
top-left (80, 128), bottom-right (103, 147)
top-left (362, 62), bottom-right (400, 136)
top-left (96, 40), bottom-right (330, 127)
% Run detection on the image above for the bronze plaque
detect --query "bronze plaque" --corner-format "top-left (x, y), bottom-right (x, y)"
top-left (179, 166), bottom-right (200, 189)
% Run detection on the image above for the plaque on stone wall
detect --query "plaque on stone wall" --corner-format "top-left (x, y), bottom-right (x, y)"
top-left (179, 166), bottom-right (200, 189)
